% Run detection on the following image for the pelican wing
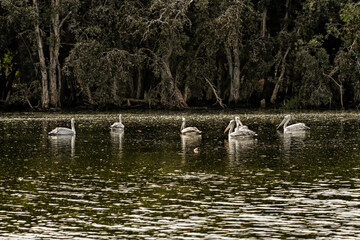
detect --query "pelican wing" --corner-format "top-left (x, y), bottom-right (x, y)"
top-left (181, 126), bottom-right (201, 135)
top-left (238, 125), bottom-right (249, 130)
top-left (110, 122), bottom-right (124, 129)
top-left (48, 127), bottom-right (75, 135)
top-left (286, 123), bottom-right (310, 131)
top-left (230, 128), bottom-right (257, 137)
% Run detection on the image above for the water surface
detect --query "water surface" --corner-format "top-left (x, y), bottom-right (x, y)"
top-left (1, 111), bottom-right (360, 239)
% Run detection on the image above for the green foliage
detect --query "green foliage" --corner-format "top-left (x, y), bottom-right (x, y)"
top-left (7, 81), bottom-right (41, 107)
top-left (1, 49), bottom-right (15, 77)
top-left (294, 42), bottom-right (332, 107)
top-left (65, 40), bottom-right (134, 106)
top-left (283, 97), bottom-right (301, 110)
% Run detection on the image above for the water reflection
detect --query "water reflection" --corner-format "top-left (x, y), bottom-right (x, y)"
top-left (180, 135), bottom-right (201, 161)
top-left (110, 129), bottom-right (124, 157)
top-left (279, 130), bottom-right (307, 158)
top-left (225, 137), bottom-right (257, 165)
top-left (48, 135), bottom-right (75, 157)
top-left (2, 113), bottom-right (360, 239)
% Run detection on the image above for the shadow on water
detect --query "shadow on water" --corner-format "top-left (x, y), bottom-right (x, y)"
top-left (1, 111), bottom-right (360, 239)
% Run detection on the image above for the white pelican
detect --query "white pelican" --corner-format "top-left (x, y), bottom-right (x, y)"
top-left (277, 114), bottom-right (310, 132)
top-left (110, 114), bottom-right (124, 129)
top-left (48, 118), bottom-right (76, 135)
top-left (234, 116), bottom-right (250, 130)
top-left (180, 117), bottom-right (201, 135)
top-left (235, 116), bottom-right (257, 136)
top-left (224, 118), bottom-right (257, 137)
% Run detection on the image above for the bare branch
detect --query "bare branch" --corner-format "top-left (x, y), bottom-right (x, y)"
top-left (203, 76), bottom-right (227, 108)
top-left (322, 72), bottom-right (340, 88)
top-left (59, 10), bottom-right (72, 29)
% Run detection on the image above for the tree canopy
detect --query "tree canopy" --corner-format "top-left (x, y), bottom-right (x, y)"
top-left (0, 0), bottom-right (359, 110)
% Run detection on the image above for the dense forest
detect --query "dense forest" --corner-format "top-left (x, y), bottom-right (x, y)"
top-left (0, 0), bottom-right (359, 110)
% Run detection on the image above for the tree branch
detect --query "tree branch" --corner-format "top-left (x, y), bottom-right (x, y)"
top-left (203, 76), bottom-right (226, 108)
top-left (59, 10), bottom-right (72, 30)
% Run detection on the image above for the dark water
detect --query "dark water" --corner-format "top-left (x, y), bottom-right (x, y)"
top-left (1, 111), bottom-right (360, 239)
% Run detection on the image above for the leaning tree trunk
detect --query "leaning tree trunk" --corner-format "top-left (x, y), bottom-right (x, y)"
top-left (33, 0), bottom-right (49, 109)
top-left (270, 47), bottom-right (290, 104)
top-left (160, 59), bottom-right (188, 108)
top-left (323, 66), bottom-right (344, 109)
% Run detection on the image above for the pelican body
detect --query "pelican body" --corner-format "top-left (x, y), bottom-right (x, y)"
top-left (181, 117), bottom-right (201, 135)
top-left (224, 118), bottom-right (257, 137)
top-left (277, 115), bottom-right (310, 132)
top-left (48, 118), bottom-right (76, 136)
top-left (110, 114), bottom-right (125, 129)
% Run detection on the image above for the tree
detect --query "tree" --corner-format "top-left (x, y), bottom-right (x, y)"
top-left (215, 0), bottom-right (256, 104)
top-left (1, 0), bottom-right (79, 109)
top-left (140, 0), bottom-right (194, 108)
top-left (327, 2), bottom-right (360, 108)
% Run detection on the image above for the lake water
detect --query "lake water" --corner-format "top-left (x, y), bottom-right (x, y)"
top-left (1, 111), bottom-right (360, 239)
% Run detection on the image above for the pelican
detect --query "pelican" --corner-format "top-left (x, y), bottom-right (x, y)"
top-left (110, 114), bottom-right (124, 129)
top-left (235, 116), bottom-right (249, 130)
top-left (277, 114), bottom-right (310, 132)
top-left (48, 118), bottom-right (76, 135)
top-left (180, 117), bottom-right (201, 135)
top-left (224, 118), bottom-right (257, 137)
top-left (234, 116), bottom-right (257, 136)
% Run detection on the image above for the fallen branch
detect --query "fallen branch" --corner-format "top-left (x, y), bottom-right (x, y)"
top-left (322, 71), bottom-right (343, 109)
top-left (26, 97), bottom-right (33, 109)
top-left (270, 46), bottom-right (290, 104)
top-left (203, 76), bottom-right (226, 108)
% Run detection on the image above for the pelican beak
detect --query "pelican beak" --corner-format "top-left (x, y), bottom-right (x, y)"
top-left (224, 122), bottom-right (232, 133)
top-left (277, 118), bottom-right (286, 129)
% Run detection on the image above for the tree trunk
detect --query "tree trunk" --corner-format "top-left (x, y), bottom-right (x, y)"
top-left (270, 47), bottom-right (290, 104)
top-left (282, 0), bottom-right (290, 29)
top-left (261, 7), bottom-right (267, 37)
top-left (184, 83), bottom-right (190, 102)
top-left (112, 80), bottom-right (119, 105)
top-left (232, 36), bottom-right (241, 103)
top-left (85, 84), bottom-right (95, 105)
top-left (33, 0), bottom-right (49, 109)
top-left (161, 59), bottom-right (188, 108)
top-left (225, 30), bottom-right (241, 104)
top-left (49, 0), bottom-right (61, 108)
top-left (136, 67), bottom-right (142, 99)
top-left (323, 67), bottom-right (344, 109)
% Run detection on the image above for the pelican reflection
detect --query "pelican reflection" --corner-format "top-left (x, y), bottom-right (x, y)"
top-left (180, 134), bottom-right (201, 162)
top-left (279, 130), bottom-right (307, 158)
top-left (225, 137), bottom-right (257, 165)
top-left (49, 135), bottom-right (75, 157)
top-left (110, 129), bottom-right (124, 156)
